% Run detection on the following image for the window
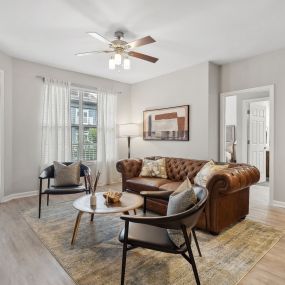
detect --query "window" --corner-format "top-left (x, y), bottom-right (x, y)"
top-left (70, 87), bottom-right (97, 161)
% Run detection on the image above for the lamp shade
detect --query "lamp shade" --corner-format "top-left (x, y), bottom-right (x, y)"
top-left (119, 123), bottom-right (140, 138)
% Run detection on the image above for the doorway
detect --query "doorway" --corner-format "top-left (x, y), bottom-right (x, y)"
top-left (0, 70), bottom-right (4, 202)
top-left (220, 86), bottom-right (274, 205)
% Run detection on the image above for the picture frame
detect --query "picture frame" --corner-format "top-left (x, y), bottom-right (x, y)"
top-left (143, 105), bottom-right (190, 141)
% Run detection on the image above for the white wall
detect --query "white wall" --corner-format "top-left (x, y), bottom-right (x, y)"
top-left (221, 48), bottom-right (285, 202)
top-left (208, 63), bottom-right (220, 159)
top-left (225, 96), bottom-right (237, 126)
top-left (0, 51), bottom-right (13, 199)
top-left (130, 62), bottom-right (220, 160)
top-left (1, 56), bottom-right (131, 196)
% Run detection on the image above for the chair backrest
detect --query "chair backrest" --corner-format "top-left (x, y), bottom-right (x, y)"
top-left (39, 162), bottom-right (90, 179)
top-left (152, 186), bottom-right (208, 230)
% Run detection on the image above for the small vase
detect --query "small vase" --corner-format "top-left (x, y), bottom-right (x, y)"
top-left (90, 194), bottom-right (96, 206)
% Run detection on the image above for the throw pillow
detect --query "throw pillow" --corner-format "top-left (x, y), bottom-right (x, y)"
top-left (54, 161), bottom-right (80, 187)
top-left (167, 177), bottom-right (197, 247)
top-left (194, 160), bottom-right (228, 187)
top-left (139, 158), bottom-right (167, 179)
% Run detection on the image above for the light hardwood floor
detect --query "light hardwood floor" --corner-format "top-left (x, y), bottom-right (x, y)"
top-left (0, 184), bottom-right (284, 285)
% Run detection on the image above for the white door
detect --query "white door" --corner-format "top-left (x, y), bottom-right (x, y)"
top-left (248, 102), bottom-right (267, 182)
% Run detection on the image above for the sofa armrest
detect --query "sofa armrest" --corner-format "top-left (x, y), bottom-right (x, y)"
top-left (206, 164), bottom-right (260, 196)
top-left (116, 159), bottom-right (142, 191)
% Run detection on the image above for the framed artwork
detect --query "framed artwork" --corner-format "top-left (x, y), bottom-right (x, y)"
top-left (143, 105), bottom-right (189, 141)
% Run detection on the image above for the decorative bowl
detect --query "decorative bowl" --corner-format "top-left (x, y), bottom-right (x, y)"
top-left (103, 191), bottom-right (122, 203)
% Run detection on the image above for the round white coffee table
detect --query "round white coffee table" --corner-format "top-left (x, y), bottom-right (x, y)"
top-left (71, 192), bottom-right (143, 245)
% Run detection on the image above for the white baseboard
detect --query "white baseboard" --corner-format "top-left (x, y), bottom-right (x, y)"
top-left (1, 190), bottom-right (37, 203)
top-left (272, 200), bottom-right (285, 209)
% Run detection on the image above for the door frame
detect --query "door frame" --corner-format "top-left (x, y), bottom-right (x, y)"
top-left (0, 70), bottom-right (4, 202)
top-left (220, 85), bottom-right (275, 205)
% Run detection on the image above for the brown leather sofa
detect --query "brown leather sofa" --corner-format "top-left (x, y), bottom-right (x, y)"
top-left (116, 157), bottom-right (260, 234)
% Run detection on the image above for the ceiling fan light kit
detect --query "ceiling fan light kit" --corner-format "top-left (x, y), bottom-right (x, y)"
top-left (109, 56), bottom-right (115, 70)
top-left (76, 31), bottom-right (158, 71)
top-left (124, 57), bottom-right (130, 70)
top-left (114, 53), bottom-right (122, 65)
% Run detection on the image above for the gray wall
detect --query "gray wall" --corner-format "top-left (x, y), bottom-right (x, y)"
top-left (130, 62), bottom-right (220, 160)
top-left (221, 48), bottom-right (285, 202)
top-left (0, 55), bottom-right (131, 196)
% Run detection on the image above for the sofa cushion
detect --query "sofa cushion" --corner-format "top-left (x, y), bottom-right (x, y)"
top-left (159, 182), bottom-right (182, 192)
top-left (194, 160), bottom-right (228, 187)
top-left (139, 158), bottom-right (167, 178)
top-left (126, 177), bottom-right (171, 193)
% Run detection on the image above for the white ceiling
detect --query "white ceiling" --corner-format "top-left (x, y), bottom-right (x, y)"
top-left (0, 0), bottom-right (285, 84)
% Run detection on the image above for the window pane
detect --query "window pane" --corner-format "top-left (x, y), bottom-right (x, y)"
top-left (83, 92), bottom-right (97, 126)
top-left (71, 126), bottom-right (79, 161)
top-left (71, 90), bottom-right (80, 125)
top-left (83, 127), bottom-right (96, 160)
top-left (70, 88), bottom-right (97, 161)
top-left (71, 107), bottom-right (79, 125)
top-left (83, 144), bottom-right (96, 161)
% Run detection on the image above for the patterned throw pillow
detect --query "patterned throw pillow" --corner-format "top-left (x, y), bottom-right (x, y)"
top-left (167, 178), bottom-right (197, 247)
top-left (194, 160), bottom-right (228, 187)
top-left (139, 158), bottom-right (167, 179)
top-left (54, 161), bottom-right (80, 186)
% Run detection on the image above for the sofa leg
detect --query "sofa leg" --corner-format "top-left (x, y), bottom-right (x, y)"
top-left (210, 231), bottom-right (219, 236)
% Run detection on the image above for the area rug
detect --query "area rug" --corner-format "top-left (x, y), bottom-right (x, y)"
top-left (23, 200), bottom-right (283, 285)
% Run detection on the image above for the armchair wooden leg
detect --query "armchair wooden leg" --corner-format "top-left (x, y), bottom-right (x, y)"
top-left (38, 179), bottom-right (42, 219)
top-left (192, 228), bottom-right (202, 257)
top-left (121, 221), bottom-right (129, 285)
top-left (143, 197), bottom-right (147, 214)
top-left (38, 192), bottom-right (42, 219)
top-left (182, 226), bottom-right (200, 285)
top-left (47, 194), bottom-right (49, 206)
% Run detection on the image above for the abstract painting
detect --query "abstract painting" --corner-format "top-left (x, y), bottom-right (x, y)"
top-left (143, 105), bottom-right (189, 141)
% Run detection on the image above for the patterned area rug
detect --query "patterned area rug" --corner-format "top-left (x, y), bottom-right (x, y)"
top-left (23, 200), bottom-right (283, 285)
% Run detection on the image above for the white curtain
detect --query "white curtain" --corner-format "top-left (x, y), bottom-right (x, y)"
top-left (41, 78), bottom-right (71, 167)
top-left (97, 89), bottom-right (119, 185)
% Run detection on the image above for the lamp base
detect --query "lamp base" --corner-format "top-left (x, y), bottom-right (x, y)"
top-left (128, 136), bottom-right (130, 159)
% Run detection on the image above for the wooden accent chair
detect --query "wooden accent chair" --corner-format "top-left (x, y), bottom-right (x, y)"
top-left (118, 186), bottom-right (208, 285)
top-left (38, 162), bottom-right (90, 218)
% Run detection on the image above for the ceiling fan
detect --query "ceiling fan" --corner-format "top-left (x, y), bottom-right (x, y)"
top-left (75, 31), bottom-right (158, 70)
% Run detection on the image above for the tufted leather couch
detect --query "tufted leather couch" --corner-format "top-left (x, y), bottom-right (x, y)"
top-left (116, 157), bottom-right (260, 234)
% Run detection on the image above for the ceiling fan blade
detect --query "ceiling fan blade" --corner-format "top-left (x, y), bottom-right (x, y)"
top-left (128, 51), bottom-right (159, 63)
top-left (128, 36), bottom-right (156, 49)
top-left (75, 50), bottom-right (112, 56)
top-left (87, 32), bottom-right (112, 44)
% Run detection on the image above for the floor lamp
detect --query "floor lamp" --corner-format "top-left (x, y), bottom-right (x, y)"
top-left (119, 123), bottom-right (140, 159)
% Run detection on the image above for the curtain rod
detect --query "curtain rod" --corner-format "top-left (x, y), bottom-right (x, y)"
top-left (36, 75), bottom-right (122, 95)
